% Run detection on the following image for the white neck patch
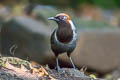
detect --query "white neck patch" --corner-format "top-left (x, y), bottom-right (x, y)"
top-left (68, 20), bottom-right (76, 31)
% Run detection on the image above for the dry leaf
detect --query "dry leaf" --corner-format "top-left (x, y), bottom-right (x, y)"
top-left (30, 62), bottom-right (49, 77)
top-left (40, 66), bottom-right (48, 75)
top-left (80, 65), bottom-right (87, 72)
top-left (49, 75), bottom-right (57, 80)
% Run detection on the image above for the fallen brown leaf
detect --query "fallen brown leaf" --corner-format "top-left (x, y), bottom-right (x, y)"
top-left (30, 63), bottom-right (48, 77)
top-left (49, 75), bottom-right (57, 80)
top-left (29, 61), bottom-right (56, 79)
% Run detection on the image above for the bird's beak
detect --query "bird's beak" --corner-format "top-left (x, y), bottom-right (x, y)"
top-left (48, 17), bottom-right (59, 21)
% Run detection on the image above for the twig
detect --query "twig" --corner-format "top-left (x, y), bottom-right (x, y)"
top-left (9, 44), bottom-right (18, 56)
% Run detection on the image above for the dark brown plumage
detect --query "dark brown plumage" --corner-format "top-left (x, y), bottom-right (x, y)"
top-left (57, 22), bottom-right (73, 43)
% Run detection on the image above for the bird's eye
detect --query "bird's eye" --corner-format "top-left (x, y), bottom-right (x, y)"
top-left (63, 16), bottom-right (67, 20)
top-left (58, 16), bottom-right (67, 21)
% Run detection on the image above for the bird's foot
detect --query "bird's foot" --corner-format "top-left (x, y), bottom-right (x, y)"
top-left (72, 67), bottom-right (77, 70)
top-left (55, 66), bottom-right (62, 72)
top-left (57, 68), bottom-right (62, 72)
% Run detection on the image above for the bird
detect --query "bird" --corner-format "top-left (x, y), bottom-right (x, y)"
top-left (48, 13), bottom-right (78, 72)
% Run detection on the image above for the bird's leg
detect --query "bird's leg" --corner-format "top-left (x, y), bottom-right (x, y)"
top-left (67, 52), bottom-right (76, 69)
top-left (69, 56), bottom-right (76, 69)
top-left (56, 56), bottom-right (61, 72)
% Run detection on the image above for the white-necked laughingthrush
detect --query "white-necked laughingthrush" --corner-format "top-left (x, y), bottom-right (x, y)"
top-left (48, 13), bottom-right (78, 72)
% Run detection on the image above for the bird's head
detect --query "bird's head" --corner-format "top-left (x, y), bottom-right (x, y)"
top-left (48, 13), bottom-right (71, 24)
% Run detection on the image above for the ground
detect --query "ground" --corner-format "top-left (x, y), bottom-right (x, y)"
top-left (0, 57), bottom-right (107, 80)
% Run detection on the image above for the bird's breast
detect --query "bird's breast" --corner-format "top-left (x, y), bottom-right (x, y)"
top-left (56, 27), bottom-right (73, 43)
top-left (50, 29), bottom-right (77, 54)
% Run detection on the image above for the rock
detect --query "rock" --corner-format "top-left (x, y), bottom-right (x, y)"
top-left (58, 68), bottom-right (88, 78)
top-left (0, 57), bottom-right (99, 80)
top-left (1, 16), bottom-right (53, 63)
top-left (110, 68), bottom-right (120, 79)
top-left (47, 68), bottom-right (91, 80)
top-left (70, 29), bottom-right (120, 73)
top-left (0, 66), bottom-right (93, 80)
top-left (0, 68), bottom-right (38, 80)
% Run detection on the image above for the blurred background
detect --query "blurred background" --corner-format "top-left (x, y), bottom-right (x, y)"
top-left (1, 0), bottom-right (120, 79)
